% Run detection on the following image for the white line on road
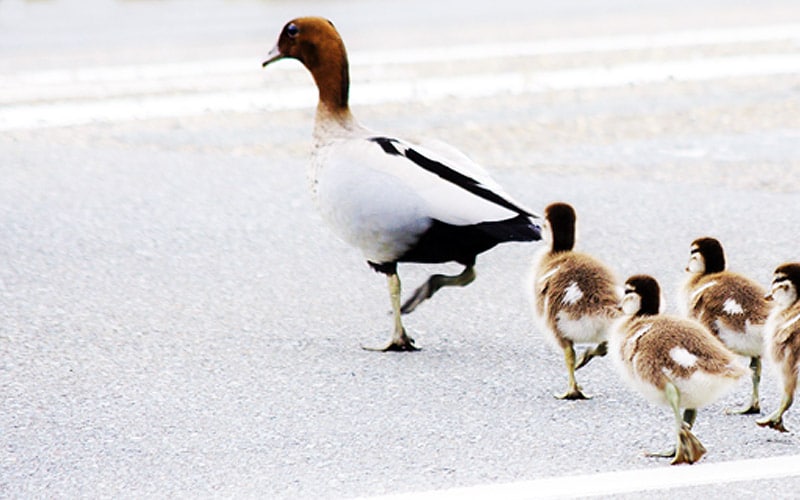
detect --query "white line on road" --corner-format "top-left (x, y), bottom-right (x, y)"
top-left (2, 52), bottom-right (800, 131)
top-left (3, 23), bottom-right (800, 131)
top-left (358, 454), bottom-right (800, 500)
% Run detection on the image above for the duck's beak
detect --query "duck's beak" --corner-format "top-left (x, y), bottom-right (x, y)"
top-left (765, 292), bottom-right (773, 301)
top-left (262, 44), bottom-right (284, 67)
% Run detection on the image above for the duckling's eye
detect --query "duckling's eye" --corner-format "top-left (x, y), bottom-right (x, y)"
top-left (286, 23), bottom-right (299, 38)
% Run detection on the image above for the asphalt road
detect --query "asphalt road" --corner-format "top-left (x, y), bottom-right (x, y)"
top-left (2, 0), bottom-right (800, 498)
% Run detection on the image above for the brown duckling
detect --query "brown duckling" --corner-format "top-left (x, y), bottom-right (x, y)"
top-left (610, 275), bottom-right (749, 464)
top-left (531, 202), bottom-right (619, 399)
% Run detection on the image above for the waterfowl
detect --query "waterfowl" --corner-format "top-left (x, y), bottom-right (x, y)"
top-left (531, 202), bottom-right (619, 399)
top-left (262, 18), bottom-right (541, 351)
top-left (610, 275), bottom-right (749, 464)
top-left (680, 237), bottom-right (769, 414)
top-left (757, 263), bottom-right (800, 432)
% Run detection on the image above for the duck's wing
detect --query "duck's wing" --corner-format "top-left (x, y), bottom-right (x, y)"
top-left (324, 134), bottom-right (539, 227)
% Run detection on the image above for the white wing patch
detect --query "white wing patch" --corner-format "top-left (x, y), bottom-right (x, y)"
top-left (690, 280), bottom-right (717, 302)
top-left (670, 346), bottom-right (698, 368)
top-left (538, 266), bottom-right (561, 285)
top-left (784, 312), bottom-right (800, 330)
top-left (722, 298), bottom-right (744, 315)
top-left (562, 281), bottom-right (584, 305)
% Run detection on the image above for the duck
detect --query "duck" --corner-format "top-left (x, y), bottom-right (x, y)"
top-left (609, 275), bottom-right (749, 464)
top-left (679, 237), bottom-right (769, 414)
top-left (530, 202), bottom-right (619, 399)
top-left (262, 18), bottom-right (541, 351)
top-left (757, 262), bottom-right (800, 432)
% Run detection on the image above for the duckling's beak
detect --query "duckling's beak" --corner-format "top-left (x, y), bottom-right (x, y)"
top-left (262, 44), bottom-right (284, 67)
top-left (765, 292), bottom-right (773, 301)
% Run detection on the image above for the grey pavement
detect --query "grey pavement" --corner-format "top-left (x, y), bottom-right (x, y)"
top-left (2, 0), bottom-right (800, 498)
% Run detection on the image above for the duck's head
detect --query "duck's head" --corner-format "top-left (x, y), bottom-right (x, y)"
top-left (620, 274), bottom-right (661, 317)
top-left (544, 202), bottom-right (576, 253)
top-left (263, 17), bottom-right (350, 110)
top-left (767, 262), bottom-right (800, 310)
top-left (687, 237), bottom-right (725, 275)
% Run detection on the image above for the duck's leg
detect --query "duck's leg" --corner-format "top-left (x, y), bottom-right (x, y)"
top-left (645, 406), bottom-right (697, 459)
top-left (727, 356), bottom-right (761, 415)
top-left (363, 270), bottom-right (419, 352)
top-left (757, 365), bottom-right (796, 432)
top-left (556, 342), bottom-right (590, 400)
top-left (574, 341), bottom-right (608, 371)
top-left (649, 382), bottom-right (705, 465)
top-left (400, 265), bottom-right (476, 314)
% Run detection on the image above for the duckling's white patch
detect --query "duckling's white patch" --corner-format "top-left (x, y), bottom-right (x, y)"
top-left (716, 320), bottom-right (763, 357)
top-left (555, 312), bottom-right (608, 344)
top-left (722, 298), bottom-right (744, 315)
top-left (538, 266), bottom-right (561, 285)
top-left (562, 282), bottom-right (584, 305)
top-left (669, 346), bottom-right (698, 368)
top-left (690, 281), bottom-right (717, 302)
top-left (784, 312), bottom-right (800, 330)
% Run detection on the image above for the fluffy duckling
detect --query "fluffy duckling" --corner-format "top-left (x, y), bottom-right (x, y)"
top-left (757, 263), bottom-right (800, 432)
top-left (531, 203), bottom-right (619, 399)
top-left (262, 18), bottom-right (541, 351)
top-left (610, 275), bottom-right (749, 464)
top-left (680, 237), bottom-right (769, 414)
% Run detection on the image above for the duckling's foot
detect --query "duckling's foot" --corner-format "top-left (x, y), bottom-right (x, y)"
top-left (644, 447), bottom-right (676, 459)
top-left (725, 402), bottom-right (760, 415)
top-left (756, 414), bottom-right (788, 432)
top-left (574, 342), bottom-right (608, 370)
top-left (556, 387), bottom-right (591, 400)
top-left (362, 332), bottom-right (420, 352)
top-left (672, 424), bottom-right (706, 465)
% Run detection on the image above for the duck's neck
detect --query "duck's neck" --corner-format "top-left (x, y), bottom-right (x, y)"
top-left (310, 51), bottom-right (358, 139)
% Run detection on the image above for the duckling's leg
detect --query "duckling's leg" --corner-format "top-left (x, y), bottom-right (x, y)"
top-left (659, 382), bottom-right (705, 465)
top-left (574, 341), bottom-right (608, 370)
top-left (400, 265), bottom-right (476, 314)
top-left (556, 343), bottom-right (590, 400)
top-left (727, 356), bottom-right (761, 415)
top-left (363, 271), bottom-right (419, 352)
top-left (645, 407), bottom-right (697, 459)
top-left (756, 366), bottom-right (796, 432)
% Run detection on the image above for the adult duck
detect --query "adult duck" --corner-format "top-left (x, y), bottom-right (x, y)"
top-left (262, 18), bottom-right (541, 350)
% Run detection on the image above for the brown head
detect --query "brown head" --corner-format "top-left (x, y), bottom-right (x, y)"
top-left (544, 202), bottom-right (576, 253)
top-left (263, 17), bottom-right (350, 111)
top-left (687, 237), bottom-right (726, 274)
top-left (767, 262), bottom-right (800, 309)
top-left (621, 274), bottom-right (661, 317)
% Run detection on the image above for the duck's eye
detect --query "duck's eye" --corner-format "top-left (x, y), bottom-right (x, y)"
top-left (286, 23), bottom-right (299, 38)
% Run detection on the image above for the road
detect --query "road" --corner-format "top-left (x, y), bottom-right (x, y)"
top-left (2, 0), bottom-right (800, 498)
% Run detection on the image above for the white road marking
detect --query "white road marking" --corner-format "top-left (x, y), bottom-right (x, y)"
top-left (358, 454), bottom-right (800, 500)
top-left (2, 24), bottom-right (800, 130)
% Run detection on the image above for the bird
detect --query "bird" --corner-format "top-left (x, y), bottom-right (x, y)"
top-left (262, 17), bottom-right (541, 351)
top-left (757, 262), bottom-right (800, 432)
top-left (609, 275), bottom-right (749, 465)
top-left (679, 237), bottom-right (769, 414)
top-left (530, 202), bottom-right (619, 399)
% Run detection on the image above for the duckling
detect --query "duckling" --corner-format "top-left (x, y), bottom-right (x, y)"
top-left (531, 202), bottom-right (619, 400)
top-left (680, 237), bottom-right (769, 414)
top-left (610, 275), bottom-right (749, 464)
top-left (757, 263), bottom-right (800, 432)
top-left (262, 18), bottom-right (541, 351)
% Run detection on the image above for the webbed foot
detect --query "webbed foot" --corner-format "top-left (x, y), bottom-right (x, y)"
top-left (671, 423), bottom-right (706, 465)
top-left (556, 387), bottom-right (591, 400)
top-left (756, 414), bottom-right (788, 432)
top-left (726, 403), bottom-right (760, 415)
